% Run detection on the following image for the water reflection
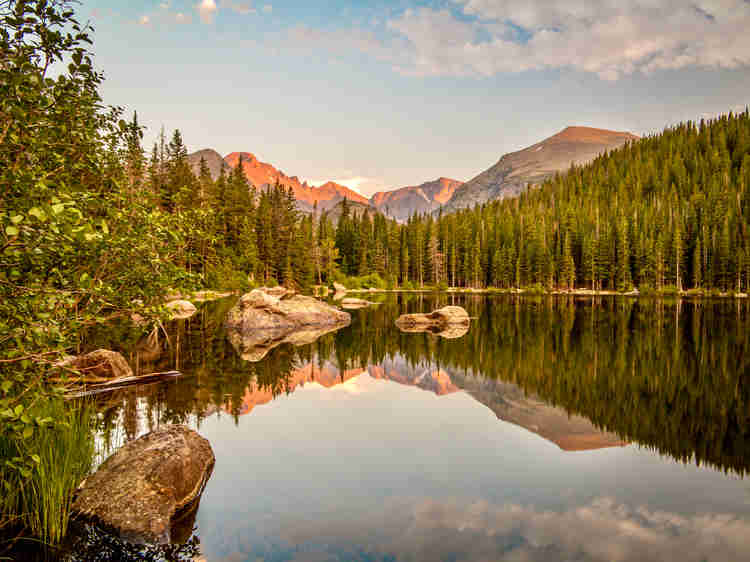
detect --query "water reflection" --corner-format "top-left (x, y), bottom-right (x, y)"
top-left (84, 294), bottom-right (750, 475)
top-left (70, 294), bottom-right (750, 561)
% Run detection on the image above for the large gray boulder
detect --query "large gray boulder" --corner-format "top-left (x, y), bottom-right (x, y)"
top-left (226, 288), bottom-right (350, 333)
top-left (72, 425), bottom-right (215, 545)
top-left (395, 305), bottom-right (470, 329)
top-left (225, 288), bottom-right (350, 361)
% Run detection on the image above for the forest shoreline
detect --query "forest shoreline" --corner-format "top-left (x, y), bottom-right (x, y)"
top-left (345, 287), bottom-right (749, 298)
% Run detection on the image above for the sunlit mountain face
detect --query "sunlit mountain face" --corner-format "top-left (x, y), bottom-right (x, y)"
top-left (66, 294), bottom-right (750, 562)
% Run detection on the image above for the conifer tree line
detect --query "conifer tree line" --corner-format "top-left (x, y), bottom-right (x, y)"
top-left (133, 109), bottom-right (750, 293)
top-left (335, 110), bottom-right (750, 292)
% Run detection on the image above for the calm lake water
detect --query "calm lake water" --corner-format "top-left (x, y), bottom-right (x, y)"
top-left (63, 295), bottom-right (750, 561)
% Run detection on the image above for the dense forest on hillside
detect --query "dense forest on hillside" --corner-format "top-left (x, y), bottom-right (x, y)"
top-left (112, 109), bottom-right (750, 295)
top-left (338, 112), bottom-right (750, 292)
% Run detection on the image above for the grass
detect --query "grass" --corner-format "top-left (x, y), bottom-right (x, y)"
top-left (0, 399), bottom-right (95, 547)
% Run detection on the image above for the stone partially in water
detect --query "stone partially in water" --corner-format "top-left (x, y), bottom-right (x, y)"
top-left (165, 299), bottom-right (197, 320)
top-left (63, 349), bottom-right (133, 382)
top-left (333, 282), bottom-right (348, 293)
top-left (226, 288), bottom-right (351, 361)
top-left (72, 425), bottom-right (215, 545)
top-left (226, 288), bottom-right (350, 333)
top-left (395, 306), bottom-right (470, 329)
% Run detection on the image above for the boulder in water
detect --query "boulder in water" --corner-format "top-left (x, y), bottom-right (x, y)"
top-left (395, 305), bottom-right (470, 330)
top-left (165, 300), bottom-right (197, 320)
top-left (72, 425), bottom-right (215, 545)
top-left (226, 288), bottom-right (350, 334)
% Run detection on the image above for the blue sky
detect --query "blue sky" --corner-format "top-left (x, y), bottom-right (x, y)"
top-left (82, 1), bottom-right (750, 196)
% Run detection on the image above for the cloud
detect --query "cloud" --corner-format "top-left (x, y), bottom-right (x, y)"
top-left (197, 0), bottom-right (218, 24)
top-left (138, 15), bottom-right (150, 26)
top-left (306, 176), bottom-right (389, 197)
top-left (293, 1), bottom-right (750, 80)
top-left (268, 496), bottom-right (750, 562)
top-left (262, 4), bottom-right (272, 13)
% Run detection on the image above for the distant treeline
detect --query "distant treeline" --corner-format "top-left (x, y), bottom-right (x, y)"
top-left (134, 109), bottom-right (750, 294)
top-left (337, 110), bottom-right (750, 292)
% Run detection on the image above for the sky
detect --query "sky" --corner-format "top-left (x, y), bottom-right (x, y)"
top-left (82, 0), bottom-right (750, 197)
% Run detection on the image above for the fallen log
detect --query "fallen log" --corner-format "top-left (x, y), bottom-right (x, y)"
top-left (64, 371), bottom-right (181, 399)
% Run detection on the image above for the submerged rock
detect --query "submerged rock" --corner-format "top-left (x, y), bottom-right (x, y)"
top-left (165, 299), bottom-right (197, 320)
top-left (395, 306), bottom-right (470, 329)
top-left (72, 425), bottom-right (215, 545)
top-left (63, 349), bottom-right (133, 382)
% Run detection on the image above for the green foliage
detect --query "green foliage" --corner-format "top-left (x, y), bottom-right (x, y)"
top-left (332, 110), bottom-right (750, 293)
top-left (334, 273), bottom-right (386, 290)
top-left (0, 399), bottom-right (95, 545)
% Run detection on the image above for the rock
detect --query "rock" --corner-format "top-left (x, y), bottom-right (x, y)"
top-left (333, 291), bottom-right (347, 301)
top-left (333, 282), bottom-right (348, 293)
top-left (262, 286), bottom-right (296, 299)
top-left (395, 305), bottom-right (470, 329)
top-left (65, 349), bottom-right (133, 382)
top-left (340, 297), bottom-right (378, 310)
top-left (165, 300), bottom-right (197, 320)
top-left (227, 288), bottom-right (350, 334)
top-left (72, 425), bottom-right (215, 545)
top-left (226, 288), bottom-right (350, 361)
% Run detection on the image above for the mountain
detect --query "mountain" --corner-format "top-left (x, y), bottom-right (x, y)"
top-left (186, 148), bottom-right (231, 180)
top-left (370, 177), bottom-right (463, 222)
top-left (224, 151), bottom-right (369, 212)
top-left (442, 126), bottom-right (638, 213)
top-left (321, 198), bottom-right (373, 223)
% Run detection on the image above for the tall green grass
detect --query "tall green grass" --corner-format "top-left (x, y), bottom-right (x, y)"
top-left (0, 399), bottom-right (95, 546)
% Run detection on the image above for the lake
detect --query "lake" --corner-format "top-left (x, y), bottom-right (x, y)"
top-left (64, 294), bottom-right (750, 561)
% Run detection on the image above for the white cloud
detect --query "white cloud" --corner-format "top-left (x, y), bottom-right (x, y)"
top-left (197, 0), bottom-right (218, 24)
top-left (306, 176), bottom-right (388, 197)
top-left (272, 495), bottom-right (750, 562)
top-left (262, 4), bottom-right (272, 13)
top-left (294, 1), bottom-right (750, 80)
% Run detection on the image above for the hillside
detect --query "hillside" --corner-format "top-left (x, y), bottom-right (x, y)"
top-left (186, 148), bottom-right (231, 180)
top-left (443, 126), bottom-right (638, 212)
top-left (224, 151), bottom-right (368, 212)
top-left (370, 177), bottom-right (463, 222)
